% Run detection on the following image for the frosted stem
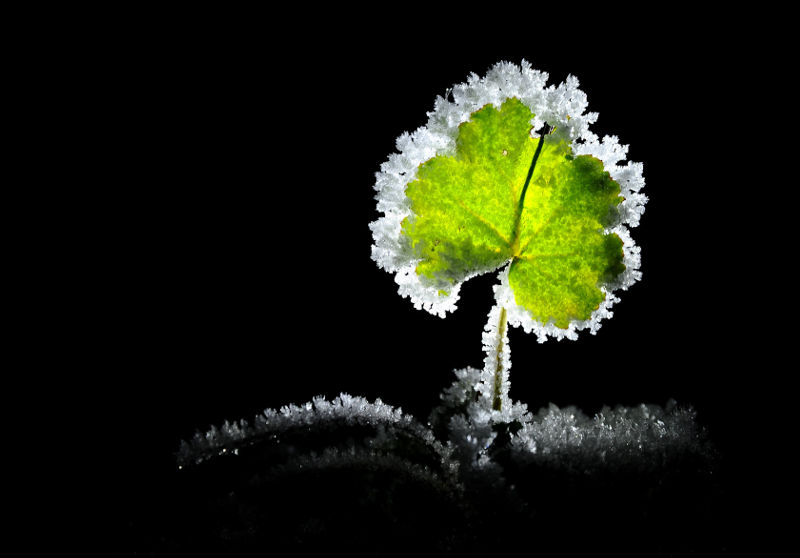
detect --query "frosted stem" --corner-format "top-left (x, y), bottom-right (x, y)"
top-left (480, 302), bottom-right (511, 415)
top-left (492, 307), bottom-right (508, 411)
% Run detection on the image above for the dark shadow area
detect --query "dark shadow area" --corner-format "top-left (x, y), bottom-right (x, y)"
top-left (110, 399), bottom-right (733, 557)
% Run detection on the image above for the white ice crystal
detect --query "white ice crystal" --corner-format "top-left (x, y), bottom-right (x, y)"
top-left (508, 401), bottom-right (709, 472)
top-left (433, 365), bottom-right (534, 468)
top-left (432, 365), bottom-right (708, 474)
top-left (177, 394), bottom-right (459, 481)
top-left (370, 60), bottom-right (646, 339)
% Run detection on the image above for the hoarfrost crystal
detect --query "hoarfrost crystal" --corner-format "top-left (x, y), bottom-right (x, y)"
top-left (509, 401), bottom-right (711, 472)
top-left (177, 393), bottom-right (458, 481)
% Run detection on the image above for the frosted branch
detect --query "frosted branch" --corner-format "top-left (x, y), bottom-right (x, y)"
top-left (177, 393), bottom-right (459, 483)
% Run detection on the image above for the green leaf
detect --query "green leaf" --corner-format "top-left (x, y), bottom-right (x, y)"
top-left (400, 98), bottom-right (625, 328)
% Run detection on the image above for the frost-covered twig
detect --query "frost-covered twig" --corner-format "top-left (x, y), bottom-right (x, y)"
top-left (177, 394), bottom-right (460, 485)
top-left (255, 446), bottom-right (461, 501)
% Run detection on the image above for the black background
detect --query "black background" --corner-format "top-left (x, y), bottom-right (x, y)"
top-left (92, 12), bottom-right (754, 550)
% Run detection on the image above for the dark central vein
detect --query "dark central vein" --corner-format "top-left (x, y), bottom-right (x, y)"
top-left (511, 124), bottom-right (549, 252)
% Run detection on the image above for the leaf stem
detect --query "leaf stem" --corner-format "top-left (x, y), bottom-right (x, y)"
top-left (492, 306), bottom-right (508, 411)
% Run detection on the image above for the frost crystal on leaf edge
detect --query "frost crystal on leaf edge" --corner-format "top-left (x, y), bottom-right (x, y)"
top-left (369, 60), bottom-right (646, 339)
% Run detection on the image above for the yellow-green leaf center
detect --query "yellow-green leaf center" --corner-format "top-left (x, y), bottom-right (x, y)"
top-left (400, 98), bottom-right (625, 328)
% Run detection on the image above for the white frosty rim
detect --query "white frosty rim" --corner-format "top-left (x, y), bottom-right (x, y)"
top-left (369, 60), bottom-right (647, 339)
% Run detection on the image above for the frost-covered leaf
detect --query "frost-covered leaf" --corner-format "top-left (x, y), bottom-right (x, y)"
top-left (370, 61), bottom-right (646, 339)
top-left (402, 98), bottom-right (624, 328)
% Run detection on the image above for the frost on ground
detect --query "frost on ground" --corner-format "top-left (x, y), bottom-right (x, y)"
top-left (428, 367), bottom-right (712, 475)
top-left (161, 386), bottom-right (717, 556)
top-left (178, 387), bottom-right (710, 480)
top-left (511, 400), bottom-right (707, 471)
top-left (177, 393), bottom-right (460, 488)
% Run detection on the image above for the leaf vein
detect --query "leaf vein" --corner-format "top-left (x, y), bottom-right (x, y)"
top-left (455, 200), bottom-right (511, 247)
